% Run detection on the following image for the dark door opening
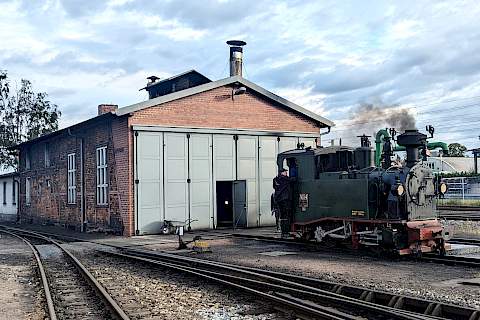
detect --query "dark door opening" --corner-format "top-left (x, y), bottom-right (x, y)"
top-left (216, 180), bottom-right (247, 228)
top-left (216, 181), bottom-right (233, 227)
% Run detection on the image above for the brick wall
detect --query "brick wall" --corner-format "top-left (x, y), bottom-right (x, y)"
top-left (18, 116), bottom-right (131, 235)
top-left (130, 85), bottom-right (322, 133)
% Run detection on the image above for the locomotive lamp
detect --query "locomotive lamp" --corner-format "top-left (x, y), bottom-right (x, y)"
top-left (439, 182), bottom-right (448, 195)
top-left (391, 183), bottom-right (405, 197)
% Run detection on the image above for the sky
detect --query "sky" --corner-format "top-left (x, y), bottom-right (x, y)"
top-left (1, 0), bottom-right (480, 150)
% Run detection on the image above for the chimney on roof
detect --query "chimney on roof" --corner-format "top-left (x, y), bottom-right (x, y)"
top-left (98, 104), bottom-right (118, 116)
top-left (227, 40), bottom-right (246, 77)
top-left (147, 75), bottom-right (160, 85)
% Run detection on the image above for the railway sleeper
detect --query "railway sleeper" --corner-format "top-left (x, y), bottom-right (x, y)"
top-left (424, 303), bottom-right (442, 317)
top-left (331, 285), bottom-right (344, 294)
top-left (469, 310), bottom-right (480, 320)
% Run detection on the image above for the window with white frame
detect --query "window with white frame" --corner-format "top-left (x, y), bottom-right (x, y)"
top-left (25, 149), bottom-right (31, 170)
top-left (2, 181), bottom-right (6, 205)
top-left (45, 143), bottom-right (50, 167)
top-left (26, 177), bottom-right (31, 205)
top-left (12, 180), bottom-right (16, 205)
top-left (67, 153), bottom-right (76, 204)
top-left (96, 146), bottom-right (108, 205)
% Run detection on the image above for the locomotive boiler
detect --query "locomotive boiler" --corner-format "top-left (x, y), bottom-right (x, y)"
top-left (277, 129), bottom-right (450, 255)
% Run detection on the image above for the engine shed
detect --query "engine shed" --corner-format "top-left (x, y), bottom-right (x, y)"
top-left (13, 42), bottom-right (334, 236)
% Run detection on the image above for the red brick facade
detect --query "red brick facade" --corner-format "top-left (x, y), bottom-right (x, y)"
top-left (18, 83), bottom-right (325, 236)
top-left (18, 116), bottom-right (131, 235)
top-left (130, 86), bottom-right (321, 133)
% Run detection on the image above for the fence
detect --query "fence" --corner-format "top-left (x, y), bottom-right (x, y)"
top-left (438, 176), bottom-right (480, 205)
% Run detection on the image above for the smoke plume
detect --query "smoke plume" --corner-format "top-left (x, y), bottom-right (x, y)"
top-left (350, 101), bottom-right (416, 132)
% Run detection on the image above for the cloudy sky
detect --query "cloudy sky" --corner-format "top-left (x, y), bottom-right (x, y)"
top-left (1, 0), bottom-right (480, 149)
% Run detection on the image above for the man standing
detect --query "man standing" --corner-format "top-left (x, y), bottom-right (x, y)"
top-left (273, 168), bottom-right (295, 237)
top-left (271, 193), bottom-right (280, 231)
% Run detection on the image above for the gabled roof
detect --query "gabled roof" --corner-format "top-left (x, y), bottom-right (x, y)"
top-left (11, 112), bottom-right (116, 149)
top-left (139, 69), bottom-right (211, 91)
top-left (118, 75), bottom-right (334, 128)
top-left (0, 171), bottom-right (18, 179)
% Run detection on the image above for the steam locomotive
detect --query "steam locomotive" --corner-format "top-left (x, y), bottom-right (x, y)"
top-left (277, 128), bottom-right (450, 255)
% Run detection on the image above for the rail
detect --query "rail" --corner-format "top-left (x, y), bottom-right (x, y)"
top-left (2, 225), bottom-right (479, 320)
top-left (0, 226), bottom-right (130, 320)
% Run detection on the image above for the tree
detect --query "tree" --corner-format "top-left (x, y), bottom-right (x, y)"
top-left (0, 71), bottom-right (61, 169)
top-left (447, 143), bottom-right (467, 157)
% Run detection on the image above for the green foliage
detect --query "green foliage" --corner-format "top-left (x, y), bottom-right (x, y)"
top-left (0, 71), bottom-right (61, 169)
top-left (447, 142), bottom-right (467, 157)
top-left (439, 171), bottom-right (480, 178)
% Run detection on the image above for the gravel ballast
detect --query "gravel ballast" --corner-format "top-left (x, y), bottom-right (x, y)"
top-left (0, 234), bottom-right (46, 320)
top-left (65, 242), bottom-right (288, 320)
top-left (141, 237), bottom-right (480, 310)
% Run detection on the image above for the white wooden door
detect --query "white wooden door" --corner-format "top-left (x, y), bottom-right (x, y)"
top-left (136, 132), bottom-right (163, 234)
top-left (164, 133), bottom-right (189, 224)
top-left (258, 136), bottom-right (278, 226)
top-left (299, 137), bottom-right (317, 149)
top-left (189, 134), bottom-right (213, 229)
top-left (278, 137), bottom-right (298, 153)
top-left (237, 135), bottom-right (258, 227)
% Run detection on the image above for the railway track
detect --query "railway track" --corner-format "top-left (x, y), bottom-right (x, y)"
top-left (2, 225), bottom-right (480, 320)
top-left (437, 205), bottom-right (480, 220)
top-left (0, 228), bottom-right (130, 320)
top-left (448, 238), bottom-right (480, 246)
top-left (420, 254), bottom-right (480, 267)
top-left (437, 206), bottom-right (480, 211)
top-left (439, 212), bottom-right (480, 221)
top-left (116, 247), bottom-right (480, 320)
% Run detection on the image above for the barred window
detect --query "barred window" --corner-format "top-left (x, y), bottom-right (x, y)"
top-left (96, 146), bottom-right (108, 206)
top-left (26, 178), bottom-right (31, 205)
top-left (67, 153), bottom-right (76, 204)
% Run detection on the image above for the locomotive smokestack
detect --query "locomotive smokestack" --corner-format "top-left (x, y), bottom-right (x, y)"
top-left (397, 129), bottom-right (427, 168)
top-left (227, 40), bottom-right (246, 77)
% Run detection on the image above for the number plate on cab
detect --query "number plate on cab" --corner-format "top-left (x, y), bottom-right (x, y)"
top-left (299, 193), bottom-right (309, 211)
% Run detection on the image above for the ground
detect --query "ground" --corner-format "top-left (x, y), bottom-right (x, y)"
top-left (122, 235), bottom-right (480, 309)
top-left (1, 222), bottom-right (480, 319)
top-left (0, 234), bottom-right (45, 320)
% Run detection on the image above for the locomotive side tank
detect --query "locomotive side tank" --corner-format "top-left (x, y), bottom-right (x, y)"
top-left (276, 129), bottom-right (449, 255)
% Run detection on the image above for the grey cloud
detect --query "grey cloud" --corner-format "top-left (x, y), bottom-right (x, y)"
top-left (48, 87), bottom-right (77, 98)
top-left (59, 0), bottom-right (108, 18)
top-left (122, 0), bottom-right (262, 29)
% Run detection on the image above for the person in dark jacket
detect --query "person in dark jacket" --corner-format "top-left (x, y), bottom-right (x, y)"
top-left (273, 168), bottom-right (295, 237)
top-left (271, 193), bottom-right (280, 231)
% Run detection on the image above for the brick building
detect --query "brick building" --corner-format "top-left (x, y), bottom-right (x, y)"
top-left (15, 42), bottom-right (334, 236)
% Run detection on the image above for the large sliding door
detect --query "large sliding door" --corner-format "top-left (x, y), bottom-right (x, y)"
top-left (237, 136), bottom-right (258, 227)
top-left (164, 133), bottom-right (189, 224)
top-left (299, 137), bottom-right (317, 149)
top-left (258, 136), bottom-right (278, 225)
top-left (278, 137), bottom-right (298, 153)
top-left (136, 132), bottom-right (163, 234)
top-left (189, 134), bottom-right (213, 229)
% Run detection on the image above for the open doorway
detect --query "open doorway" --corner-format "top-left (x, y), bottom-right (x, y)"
top-left (216, 180), bottom-right (247, 228)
